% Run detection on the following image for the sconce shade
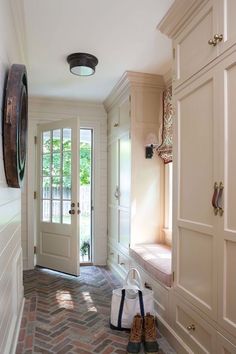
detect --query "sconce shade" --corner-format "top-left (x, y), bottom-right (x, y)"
top-left (67, 53), bottom-right (98, 76)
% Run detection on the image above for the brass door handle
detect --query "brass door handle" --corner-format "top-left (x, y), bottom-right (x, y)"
top-left (69, 209), bottom-right (75, 215)
top-left (216, 182), bottom-right (224, 216)
top-left (212, 182), bottom-right (219, 215)
top-left (187, 324), bottom-right (196, 331)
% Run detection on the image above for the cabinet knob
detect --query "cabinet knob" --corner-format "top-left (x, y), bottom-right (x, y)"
top-left (186, 324), bottom-right (195, 331)
top-left (208, 34), bottom-right (223, 46)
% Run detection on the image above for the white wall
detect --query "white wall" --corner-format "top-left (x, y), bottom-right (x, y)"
top-left (22, 97), bottom-right (107, 269)
top-left (0, 0), bottom-right (25, 353)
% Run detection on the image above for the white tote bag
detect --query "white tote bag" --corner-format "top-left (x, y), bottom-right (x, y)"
top-left (110, 268), bottom-right (154, 330)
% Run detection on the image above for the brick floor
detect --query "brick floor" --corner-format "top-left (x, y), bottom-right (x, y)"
top-left (16, 266), bottom-right (176, 354)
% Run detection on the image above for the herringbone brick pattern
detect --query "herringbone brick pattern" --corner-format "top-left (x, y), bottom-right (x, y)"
top-left (16, 266), bottom-right (176, 354)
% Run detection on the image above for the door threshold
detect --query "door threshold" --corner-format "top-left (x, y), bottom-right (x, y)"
top-left (80, 262), bottom-right (93, 266)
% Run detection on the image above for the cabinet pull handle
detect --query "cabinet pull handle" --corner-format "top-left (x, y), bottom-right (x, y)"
top-left (208, 34), bottom-right (223, 46)
top-left (216, 182), bottom-right (224, 216)
top-left (114, 123), bottom-right (119, 128)
top-left (212, 182), bottom-right (219, 215)
top-left (187, 324), bottom-right (195, 331)
top-left (120, 262), bottom-right (125, 266)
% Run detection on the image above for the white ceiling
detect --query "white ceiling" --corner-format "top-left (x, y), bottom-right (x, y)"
top-left (22, 0), bottom-right (173, 102)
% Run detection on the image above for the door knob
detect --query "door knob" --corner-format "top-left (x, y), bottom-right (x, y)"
top-left (69, 209), bottom-right (75, 215)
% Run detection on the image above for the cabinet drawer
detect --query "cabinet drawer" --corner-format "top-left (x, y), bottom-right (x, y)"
top-left (174, 0), bottom-right (217, 86)
top-left (171, 294), bottom-right (216, 353)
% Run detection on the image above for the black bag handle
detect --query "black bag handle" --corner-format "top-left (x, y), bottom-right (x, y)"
top-left (117, 289), bottom-right (145, 329)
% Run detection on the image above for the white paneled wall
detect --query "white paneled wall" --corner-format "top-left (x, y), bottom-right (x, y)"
top-left (0, 0), bottom-right (25, 353)
top-left (22, 98), bottom-right (107, 269)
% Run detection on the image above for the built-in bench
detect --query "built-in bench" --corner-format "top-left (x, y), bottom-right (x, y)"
top-left (129, 243), bottom-right (172, 287)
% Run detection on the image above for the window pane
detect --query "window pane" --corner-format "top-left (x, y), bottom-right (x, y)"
top-left (63, 201), bottom-right (71, 224)
top-left (52, 153), bottom-right (61, 176)
top-left (52, 177), bottom-right (61, 199)
top-left (52, 129), bottom-right (61, 152)
top-left (63, 176), bottom-right (71, 199)
top-left (42, 200), bottom-right (50, 222)
top-left (42, 154), bottom-right (50, 176)
top-left (42, 177), bottom-right (51, 199)
top-left (43, 131), bottom-right (51, 153)
top-left (63, 151), bottom-right (71, 175)
top-left (52, 200), bottom-right (61, 223)
top-left (63, 128), bottom-right (71, 151)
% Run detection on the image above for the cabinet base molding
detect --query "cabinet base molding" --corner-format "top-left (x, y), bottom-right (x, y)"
top-left (9, 297), bottom-right (25, 354)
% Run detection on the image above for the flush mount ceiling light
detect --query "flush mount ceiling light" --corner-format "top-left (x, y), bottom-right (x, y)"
top-left (67, 53), bottom-right (98, 76)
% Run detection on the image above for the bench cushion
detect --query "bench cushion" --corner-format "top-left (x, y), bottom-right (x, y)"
top-left (129, 243), bottom-right (172, 287)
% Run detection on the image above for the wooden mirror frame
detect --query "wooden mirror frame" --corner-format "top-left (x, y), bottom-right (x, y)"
top-left (3, 64), bottom-right (28, 188)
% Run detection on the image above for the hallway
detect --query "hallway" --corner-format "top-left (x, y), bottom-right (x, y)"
top-left (16, 267), bottom-right (175, 354)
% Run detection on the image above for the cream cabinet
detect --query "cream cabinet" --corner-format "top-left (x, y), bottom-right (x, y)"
top-left (171, 0), bottom-right (236, 86)
top-left (105, 71), bottom-right (164, 276)
top-left (159, 0), bottom-right (236, 352)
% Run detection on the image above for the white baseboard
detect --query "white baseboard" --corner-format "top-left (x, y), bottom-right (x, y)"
top-left (10, 297), bottom-right (25, 354)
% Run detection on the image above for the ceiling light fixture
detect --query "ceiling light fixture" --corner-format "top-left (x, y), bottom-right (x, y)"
top-left (67, 53), bottom-right (98, 76)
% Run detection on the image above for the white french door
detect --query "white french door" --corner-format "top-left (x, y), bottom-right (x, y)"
top-left (37, 118), bottom-right (80, 275)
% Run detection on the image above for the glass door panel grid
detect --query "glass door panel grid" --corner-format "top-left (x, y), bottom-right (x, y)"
top-left (41, 128), bottom-right (72, 224)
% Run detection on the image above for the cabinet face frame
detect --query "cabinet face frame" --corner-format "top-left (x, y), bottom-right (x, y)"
top-left (173, 68), bottom-right (219, 320)
top-left (217, 50), bottom-right (236, 338)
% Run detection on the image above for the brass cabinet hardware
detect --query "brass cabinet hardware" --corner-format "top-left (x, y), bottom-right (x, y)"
top-left (77, 209), bottom-right (81, 215)
top-left (212, 182), bottom-right (219, 215)
top-left (208, 34), bottom-right (223, 46)
top-left (114, 123), bottom-right (119, 127)
top-left (120, 262), bottom-right (125, 266)
top-left (187, 324), bottom-right (196, 331)
top-left (71, 202), bottom-right (75, 207)
top-left (77, 202), bottom-right (80, 207)
top-left (208, 38), bottom-right (217, 46)
top-left (69, 209), bottom-right (75, 215)
top-left (144, 282), bottom-right (152, 290)
top-left (214, 34), bottom-right (223, 42)
top-left (217, 182), bottom-right (224, 216)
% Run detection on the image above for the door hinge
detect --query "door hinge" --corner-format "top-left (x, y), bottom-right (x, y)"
top-left (34, 246), bottom-right (37, 254)
top-left (34, 191), bottom-right (37, 199)
top-left (34, 136), bottom-right (37, 144)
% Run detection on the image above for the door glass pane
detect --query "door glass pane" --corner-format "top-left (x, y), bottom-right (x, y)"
top-left (63, 201), bottom-right (71, 224)
top-left (43, 131), bottom-right (51, 153)
top-left (42, 177), bottom-right (51, 199)
top-left (41, 127), bottom-right (72, 225)
top-left (63, 176), bottom-right (71, 199)
top-left (43, 200), bottom-right (51, 222)
top-left (63, 151), bottom-right (71, 176)
top-left (52, 129), bottom-right (61, 152)
top-left (63, 129), bottom-right (71, 151)
top-left (52, 177), bottom-right (61, 199)
top-left (52, 153), bottom-right (60, 176)
top-left (42, 154), bottom-right (50, 176)
top-left (52, 200), bottom-right (61, 223)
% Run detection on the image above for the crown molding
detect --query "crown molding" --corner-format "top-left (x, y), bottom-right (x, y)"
top-left (9, 0), bottom-right (28, 64)
top-left (157, 0), bottom-right (207, 38)
top-left (104, 71), bottom-right (164, 111)
top-left (29, 96), bottom-right (107, 117)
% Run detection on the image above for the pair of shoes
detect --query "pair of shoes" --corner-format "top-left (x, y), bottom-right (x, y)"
top-left (126, 313), bottom-right (159, 354)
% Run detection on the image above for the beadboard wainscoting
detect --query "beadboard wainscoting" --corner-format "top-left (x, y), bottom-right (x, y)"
top-left (0, 0), bottom-right (25, 352)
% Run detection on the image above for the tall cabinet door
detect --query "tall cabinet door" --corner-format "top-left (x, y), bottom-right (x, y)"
top-left (173, 69), bottom-right (219, 320)
top-left (108, 140), bottom-right (118, 244)
top-left (217, 51), bottom-right (236, 338)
